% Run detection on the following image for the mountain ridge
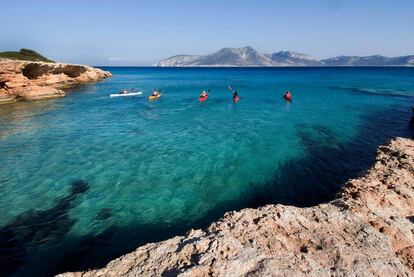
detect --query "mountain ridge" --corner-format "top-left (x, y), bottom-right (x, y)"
top-left (156, 46), bottom-right (414, 67)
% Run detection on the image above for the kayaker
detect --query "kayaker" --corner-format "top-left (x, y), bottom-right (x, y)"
top-left (200, 90), bottom-right (208, 98)
top-left (152, 89), bottom-right (160, 97)
top-left (232, 90), bottom-right (238, 98)
top-left (284, 91), bottom-right (292, 101)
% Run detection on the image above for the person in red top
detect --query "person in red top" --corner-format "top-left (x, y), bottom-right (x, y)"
top-left (284, 91), bottom-right (292, 101)
top-left (200, 90), bottom-right (208, 98)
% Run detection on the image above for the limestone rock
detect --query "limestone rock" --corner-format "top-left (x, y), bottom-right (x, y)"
top-left (0, 60), bottom-right (111, 104)
top-left (12, 85), bottom-right (65, 101)
top-left (58, 138), bottom-right (414, 277)
top-left (0, 88), bottom-right (17, 104)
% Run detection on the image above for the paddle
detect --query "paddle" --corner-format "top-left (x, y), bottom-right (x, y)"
top-left (227, 85), bottom-right (240, 100)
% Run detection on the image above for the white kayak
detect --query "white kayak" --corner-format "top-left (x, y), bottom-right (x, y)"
top-left (110, 91), bottom-right (142, 97)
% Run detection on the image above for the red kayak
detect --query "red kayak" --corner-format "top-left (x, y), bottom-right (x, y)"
top-left (284, 94), bottom-right (292, 101)
top-left (233, 96), bottom-right (240, 103)
top-left (199, 94), bottom-right (208, 102)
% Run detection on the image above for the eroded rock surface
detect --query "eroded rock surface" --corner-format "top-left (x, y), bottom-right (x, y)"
top-left (59, 138), bottom-right (414, 277)
top-left (0, 59), bottom-right (111, 104)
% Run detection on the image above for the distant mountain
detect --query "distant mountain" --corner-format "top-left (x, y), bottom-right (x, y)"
top-left (158, 47), bottom-right (275, 67)
top-left (266, 51), bottom-right (322, 66)
top-left (156, 47), bottom-right (414, 67)
top-left (0, 49), bottom-right (54, 63)
top-left (155, 55), bottom-right (201, 67)
top-left (321, 55), bottom-right (414, 66)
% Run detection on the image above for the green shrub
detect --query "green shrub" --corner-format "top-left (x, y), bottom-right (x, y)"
top-left (0, 48), bottom-right (54, 62)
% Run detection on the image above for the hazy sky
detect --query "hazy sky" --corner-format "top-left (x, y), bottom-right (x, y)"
top-left (1, 0), bottom-right (413, 65)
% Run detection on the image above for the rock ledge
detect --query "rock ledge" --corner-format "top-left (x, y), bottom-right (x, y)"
top-left (0, 59), bottom-right (111, 104)
top-left (59, 138), bottom-right (414, 277)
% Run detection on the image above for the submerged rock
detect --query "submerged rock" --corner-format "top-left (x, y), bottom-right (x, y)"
top-left (0, 59), bottom-right (111, 104)
top-left (58, 138), bottom-right (414, 276)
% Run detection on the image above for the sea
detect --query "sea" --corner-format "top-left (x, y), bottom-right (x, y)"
top-left (0, 67), bottom-right (413, 276)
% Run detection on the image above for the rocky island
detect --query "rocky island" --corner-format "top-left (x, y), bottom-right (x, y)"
top-left (0, 49), bottom-right (111, 105)
top-left (156, 46), bottom-right (414, 67)
top-left (59, 137), bottom-right (414, 276)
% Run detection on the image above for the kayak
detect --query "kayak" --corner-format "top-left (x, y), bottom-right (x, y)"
top-left (148, 93), bottom-right (162, 100)
top-left (233, 96), bottom-right (240, 103)
top-left (199, 95), bottom-right (208, 102)
top-left (110, 91), bottom-right (142, 97)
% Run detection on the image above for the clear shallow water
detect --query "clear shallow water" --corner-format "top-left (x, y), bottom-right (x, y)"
top-left (0, 67), bottom-right (413, 276)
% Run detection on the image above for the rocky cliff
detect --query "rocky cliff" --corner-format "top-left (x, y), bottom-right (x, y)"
top-left (59, 137), bottom-right (414, 277)
top-left (0, 59), bottom-right (111, 105)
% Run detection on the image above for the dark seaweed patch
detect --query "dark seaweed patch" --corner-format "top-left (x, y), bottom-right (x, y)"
top-left (0, 180), bottom-right (89, 276)
top-left (242, 104), bottom-right (414, 208)
top-left (96, 208), bottom-right (112, 221)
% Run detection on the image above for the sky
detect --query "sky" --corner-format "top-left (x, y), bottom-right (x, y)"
top-left (1, 0), bottom-right (413, 65)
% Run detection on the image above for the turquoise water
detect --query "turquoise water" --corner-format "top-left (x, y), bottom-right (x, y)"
top-left (0, 67), bottom-right (413, 276)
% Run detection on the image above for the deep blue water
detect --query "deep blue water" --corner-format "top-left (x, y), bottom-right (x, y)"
top-left (0, 67), bottom-right (413, 276)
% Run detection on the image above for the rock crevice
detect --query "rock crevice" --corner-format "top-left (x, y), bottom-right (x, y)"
top-left (59, 138), bottom-right (414, 277)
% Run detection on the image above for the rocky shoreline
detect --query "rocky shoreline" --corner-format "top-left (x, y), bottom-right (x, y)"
top-left (59, 137), bottom-right (414, 276)
top-left (0, 59), bottom-right (111, 105)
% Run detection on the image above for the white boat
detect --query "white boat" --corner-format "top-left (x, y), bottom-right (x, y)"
top-left (110, 91), bottom-right (142, 97)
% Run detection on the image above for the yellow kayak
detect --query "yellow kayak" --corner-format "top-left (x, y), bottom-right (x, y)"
top-left (148, 93), bottom-right (162, 100)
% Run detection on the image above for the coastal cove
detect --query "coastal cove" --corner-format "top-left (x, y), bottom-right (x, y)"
top-left (0, 67), bottom-right (413, 276)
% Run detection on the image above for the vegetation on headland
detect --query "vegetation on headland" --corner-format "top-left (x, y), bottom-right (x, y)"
top-left (0, 48), bottom-right (54, 63)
